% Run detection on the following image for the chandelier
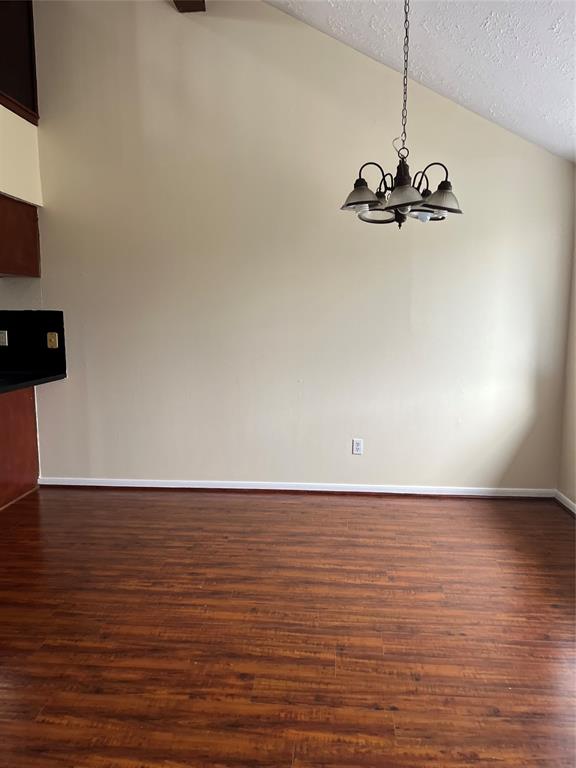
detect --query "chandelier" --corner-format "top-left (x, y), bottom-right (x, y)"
top-left (340, 0), bottom-right (462, 228)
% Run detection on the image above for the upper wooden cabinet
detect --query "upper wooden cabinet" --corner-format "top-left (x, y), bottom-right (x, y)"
top-left (0, 192), bottom-right (40, 277)
top-left (0, 1), bottom-right (38, 125)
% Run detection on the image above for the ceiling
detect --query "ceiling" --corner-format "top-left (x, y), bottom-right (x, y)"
top-left (267, 0), bottom-right (576, 161)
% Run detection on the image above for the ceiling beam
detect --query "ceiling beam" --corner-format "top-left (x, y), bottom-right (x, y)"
top-left (173, 1), bottom-right (205, 11)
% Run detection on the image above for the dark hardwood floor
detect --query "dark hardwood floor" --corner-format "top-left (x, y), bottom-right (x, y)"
top-left (0, 488), bottom-right (574, 767)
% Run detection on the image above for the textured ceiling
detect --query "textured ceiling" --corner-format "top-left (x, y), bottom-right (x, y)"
top-left (267, 0), bottom-right (576, 160)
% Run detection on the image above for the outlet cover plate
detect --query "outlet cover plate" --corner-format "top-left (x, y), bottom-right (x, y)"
top-left (47, 332), bottom-right (59, 349)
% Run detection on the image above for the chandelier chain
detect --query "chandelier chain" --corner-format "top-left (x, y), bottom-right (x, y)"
top-left (400, 0), bottom-right (410, 156)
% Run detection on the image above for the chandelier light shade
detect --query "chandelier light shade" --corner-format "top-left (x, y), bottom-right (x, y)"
top-left (423, 179), bottom-right (463, 214)
top-left (384, 161), bottom-right (423, 212)
top-left (340, 178), bottom-right (380, 212)
top-left (339, 0), bottom-right (462, 229)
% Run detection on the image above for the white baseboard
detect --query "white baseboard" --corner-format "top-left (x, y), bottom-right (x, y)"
top-left (38, 476), bottom-right (558, 499)
top-left (555, 490), bottom-right (576, 515)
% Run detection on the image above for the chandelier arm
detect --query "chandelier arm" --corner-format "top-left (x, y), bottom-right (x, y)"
top-left (413, 170), bottom-right (430, 193)
top-left (419, 162), bottom-right (450, 183)
top-left (378, 173), bottom-right (395, 193)
top-left (358, 161), bottom-right (387, 186)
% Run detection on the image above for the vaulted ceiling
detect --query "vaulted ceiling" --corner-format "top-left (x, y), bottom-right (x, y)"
top-left (267, 0), bottom-right (576, 160)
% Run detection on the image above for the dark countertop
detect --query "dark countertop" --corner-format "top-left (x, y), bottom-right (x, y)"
top-left (0, 371), bottom-right (67, 395)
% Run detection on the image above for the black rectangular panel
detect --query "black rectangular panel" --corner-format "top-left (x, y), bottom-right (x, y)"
top-left (0, 310), bottom-right (66, 394)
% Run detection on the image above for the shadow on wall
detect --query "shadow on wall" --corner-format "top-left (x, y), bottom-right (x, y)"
top-left (496, 373), bottom-right (561, 492)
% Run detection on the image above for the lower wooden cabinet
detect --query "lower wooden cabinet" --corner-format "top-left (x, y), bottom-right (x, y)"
top-left (0, 388), bottom-right (39, 509)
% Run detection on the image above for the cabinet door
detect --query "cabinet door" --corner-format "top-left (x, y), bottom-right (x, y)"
top-left (0, 0), bottom-right (38, 124)
top-left (0, 193), bottom-right (40, 278)
top-left (0, 388), bottom-right (38, 509)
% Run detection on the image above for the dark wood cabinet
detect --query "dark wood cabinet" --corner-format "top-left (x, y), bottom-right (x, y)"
top-left (0, 192), bottom-right (40, 277)
top-left (0, 0), bottom-right (38, 124)
top-left (0, 387), bottom-right (38, 510)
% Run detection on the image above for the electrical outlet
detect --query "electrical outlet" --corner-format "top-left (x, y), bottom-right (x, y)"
top-left (352, 438), bottom-right (363, 455)
top-left (47, 332), bottom-right (59, 349)
top-left (0, 330), bottom-right (7, 347)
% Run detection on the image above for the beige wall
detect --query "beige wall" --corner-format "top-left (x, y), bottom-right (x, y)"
top-left (0, 274), bottom-right (41, 311)
top-left (0, 107), bottom-right (42, 309)
top-left (0, 105), bottom-right (42, 206)
top-left (34, 0), bottom-right (575, 489)
top-left (559, 174), bottom-right (576, 503)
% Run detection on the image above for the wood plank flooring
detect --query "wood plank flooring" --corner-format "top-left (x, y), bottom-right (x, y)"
top-left (0, 488), bottom-right (574, 767)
